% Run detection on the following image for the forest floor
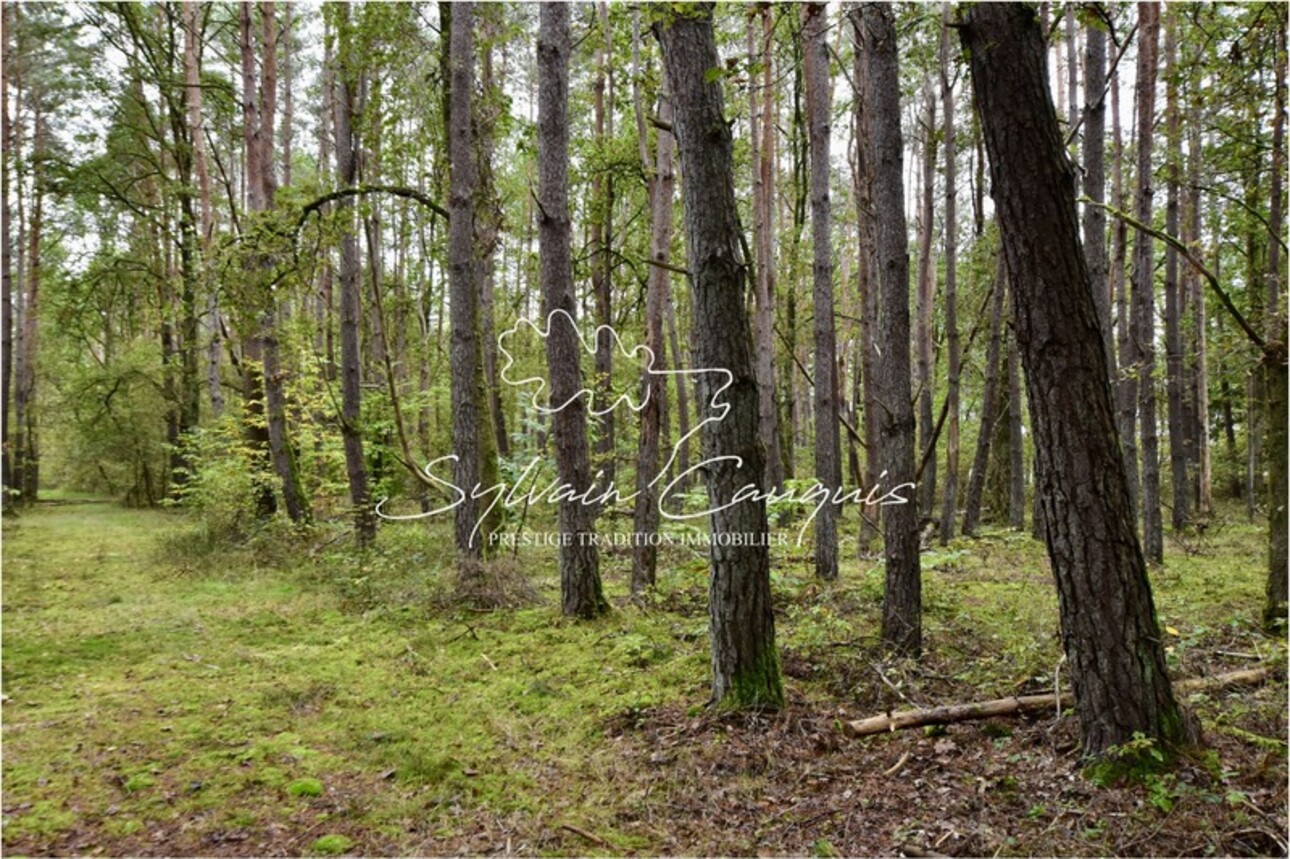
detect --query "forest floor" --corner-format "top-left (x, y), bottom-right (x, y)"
top-left (2, 499), bottom-right (1286, 857)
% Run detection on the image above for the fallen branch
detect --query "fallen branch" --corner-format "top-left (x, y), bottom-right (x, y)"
top-left (845, 667), bottom-right (1275, 738)
top-left (559, 823), bottom-right (607, 848)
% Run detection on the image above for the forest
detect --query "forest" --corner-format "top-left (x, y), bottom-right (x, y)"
top-left (1, 1), bottom-right (1287, 856)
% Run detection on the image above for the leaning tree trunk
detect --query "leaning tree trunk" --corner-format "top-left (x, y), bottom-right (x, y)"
top-left (656, 3), bottom-right (783, 710)
top-left (855, 4), bottom-right (922, 657)
top-left (962, 2), bottom-right (1197, 758)
top-left (1133, 2), bottom-right (1163, 564)
top-left (539, 3), bottom-right (607, 618)
top-left (804, 3), bottom-right (840, 581)
top-left (1083, 16), bottom-right (1111, 386)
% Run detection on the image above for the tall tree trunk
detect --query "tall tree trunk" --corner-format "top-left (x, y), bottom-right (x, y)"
top-left (665, 283), bottom-right (692, 495)
top-left (915, 78), bottom-right (938, 520)
top-left (631, 69), bottom-right (676, 594)
top-left (804, 3), bottom-right (839, 580)
top-left (1083, 15), bottom-right (1110, 380)
top-left (330, 2), bottom-right (374, 547)
top-left (1, 8), bottom-right (14, 508)
top-left (963, 254), bottom-right (1008, 536)
top-left (1007, 322), bottom-right (1025, 530)
top-left (855, 3), bottom-right (922, 657)
top-left (448, 2), bottom-right (491, 570)
top-left (17, 98), bottom-right (41, 503)
top-left (1133, 1), bottom-right (1163, 564)
top-left (257, 1), bottom-right (309, 524)
top-left (539, 4), bottom-right (606, 617)
top-left (1112, 64), bottom-right (1138, 517)
top-left (1265, 18), bottom-right (1287, 630)
top-left (1163, 9), bottom-right (1190, 531)
top-left (1187, 119), bottom-right (1212, 517)
top-left (591, 1), bottom-right (616, 488)
top-left (656, 4), bottom-right (783, 710)
top-left (239, 2), bottom-right (277, 519)
top-left (752, 4), bottom-right (782, 494)
top-left (938, 4), bottom-right (960, 544)
top-left (963, 2), bottom-right (1195, 758)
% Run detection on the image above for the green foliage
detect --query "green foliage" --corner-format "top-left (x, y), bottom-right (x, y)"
top-left (287, 778), bottom-right (325, 798)
top-left (311, 834), bottom-right (355, 856)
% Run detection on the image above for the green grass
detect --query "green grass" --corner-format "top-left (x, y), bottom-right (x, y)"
top-left (2, 500), bottom-right (1280, 854)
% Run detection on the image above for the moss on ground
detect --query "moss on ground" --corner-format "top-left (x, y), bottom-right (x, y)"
top-left (2, 502), bottom-right (1282, 855)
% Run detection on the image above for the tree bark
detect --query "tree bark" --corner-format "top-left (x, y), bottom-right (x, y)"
top-left (1133, 2), bottom-right (1163, 564)
top-left (632, 68), bottom-right (676, 594)
top-left (855, 4), bottom-right (922, 657)
top-left (915, 78), bottom-right (938, 521)
top-left (1083, 15), bottom-right (1111, 383)
top-left (540, 4), bottom-right (607, 618)
top-left (962, 2), bottom-right (1196, 757)
top-left (656, 3), bottom-right (783, 709)
top-left (1265, 18), bottom-right (1288, 630)
top-left (962, 253), bottom-right (1008, 536)
top-left (752, 4), bottom-right (782, 495)
top-left (1112, 65), bottom-right (1139, 518)
top-left (804, 3), bottom-right (840, 580)
top-left (1, 7), bottom-right (14, 508)
top-left (938, 4), bottom-right (960, 544)
top-left (330, 2), bottom-right (374, 547)
top-left (1163, 9), bottom-right (1190, 532)
top-left (591, 1), bottom-right (616, 489)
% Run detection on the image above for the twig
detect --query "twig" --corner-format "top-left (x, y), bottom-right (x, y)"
top-left (559, 823), bottom-right (607, 847)
top-left (883, 750), bottom-right (911, 777)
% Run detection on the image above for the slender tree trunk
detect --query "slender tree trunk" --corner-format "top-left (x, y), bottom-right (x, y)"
top-left (591, 1), bottom-right (615, 488)
top-left (1133, 1), bottom-right (1163, 564)
top-left (803, 3), bottom-right (839, 580)
top-left (1112, 66), bottom-right (1138, 517)
top-left (852, 20), bottom-right (882, 552)
top-left (855, 4), bottom-right (922, 657)
top-left (1265, 19), bottom-right (1287, 629)
top-left (963, 254), bottom-right (1007, 536)
top-left (539, 3), bottom-right (606, 617)
top-left (963, 2), bottom-right (1196, 758)
top-left (1, 10), bottom-right (14, 508)
top-left (1083, 16), bottom-right (1111, 380)
top-left (1187, 119), bottom-right (1212, 517)
top-left (257, 1), bottom-right (309, 524)
top-left (752, 5), bottom-right (782, 494)
top-left (665, 284), bottom-right (692, 495)
top-left (17, 102), bottom-right (40, 504)
top-left (330, 2), bottom-right (374, 547)
top-left (915, 79), bottom-right (938, 520)
top-left (656, 4), bottom-right (783, 709)
top-left (1163, 9), bottom-right (1190, 531)
top-left (449, 2), bottom-right (489, 570)
top-left (632, 70), bottom-right (675, 594)
top-left (938, 4), bottom-right (960, 543)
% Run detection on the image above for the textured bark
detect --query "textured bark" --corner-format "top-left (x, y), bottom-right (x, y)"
top-left (665, 282), bottom-right (692, 494)
top-left (1, 10), bottom-right (13, 507)
top-left (238, 3), bottom-right (276, 519)
top-left (915, 79), bottom-right (938, 520)
top-left (963, 254), bottom-right (1008, 536)
top-left (1163, 10), bottom-right (1189, 531)
top-left (540, 4), bottom-right (607, 618)
top-left (804, 3), bottom-right (839, 580)
top-left (656, 4), bottom-right (783, 710)
top-left (1133, 2), bottom-right (1163, 564)
top-left (591, 1), bottom-right (615, 489)
top-left (855, 4), bottom-right (921, 657)
top-left (1083, 18), bottom-right (1111, 383)
top-left (331, 3), bottom-right (374, 547)
top-left (751, 5), bottom-right (782, 494)
top-left (852, 17), bottom-right (882, 552)
top-left (257, 1), bottom-right (309, 525)
top-left (632, 70), bottom-right (675, 594)
top-left (1266, 20), bottom-right (1288, 630)
top-left (1186, 119), bottom-right (1212, 517)
top-left (938, 5), bottom-right (960, 544)
top-left (963, 2), bottom-right (1195, 757)
top-left (1112, 68), bottom-right (1138, 517)
top-left (449, 2), bottom-right (486, 569)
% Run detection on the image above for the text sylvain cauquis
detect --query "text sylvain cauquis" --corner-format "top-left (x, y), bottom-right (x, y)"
top-left (377, 453), bottom-right (914, 549)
